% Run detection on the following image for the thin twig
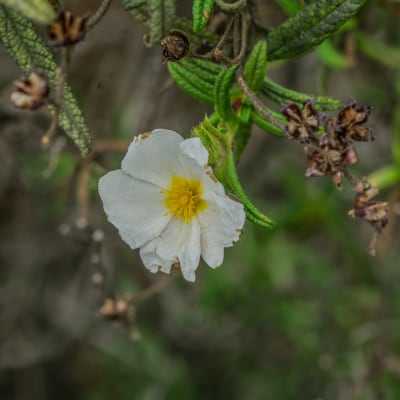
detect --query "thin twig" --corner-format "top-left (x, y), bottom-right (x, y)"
top-left (229, 11), bottom-right (248, 64)
top-left (87, 0), bottom-right (113, 31)
top-left (129, 271), bottom-right (177, 302)
top-left (237, 70), bottom-right (286, 129)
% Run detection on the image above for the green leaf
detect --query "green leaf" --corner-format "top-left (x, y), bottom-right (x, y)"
top-left (214, 64), bottom-right (239, 120)
top-left (0, 0), bottom-right (56, 24)
top-left (244, 40), bottom-right (267, 92)
top-left (262, 75), bottom-right (343, 110)
top-left (275, 0), bottom-right (301, 14)
top-left (0, 6), bottom-right (92, 156)
top-left (167, 61), bottom-right (214, 104)
top-left (356, 31), bottom-right (400, 69)
top-left (267, 0), bottom-right (366, 61)
top-left (145, 0), bottom-right (176, 47)
top-left (192, 0), bottom-right (215, 32)
top-left (368, 165), bottom-right (400, 189)
top-left (121, 0), bottom-right (149, 23)
top-left (251, 109), bottom-right (284, 137)
top-left (193, 117), bottom-right (276, 229)
top-left (316, 39), bottom-right (352, 69)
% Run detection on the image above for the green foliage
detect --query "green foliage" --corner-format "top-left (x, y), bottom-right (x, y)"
top-left (167, 60), bottom-right (215, 104)
top-left (243, 40), bottom-right (267, 91)
top-left (192, 0), bottom-right (215, 32)
top-left (262, 75), bottom-right (343, 110)
top-left (214, 64), bottom-right (238, 120)
top-left (122, 0), bottom-right (176, 46)
top-left (267, 0), bottom-right (366, 61)
top-left (0, 6), bottom-right (92, 156)
top-left (0, 0), bottom-right (55, 24)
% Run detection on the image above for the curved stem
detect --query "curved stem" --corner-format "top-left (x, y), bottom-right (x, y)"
top-left (237, 70), bottom-right (286, 130)
top-left (87, 0), bottom-right (112, 31)
top-left (216, 0), bottom-right (247, 13)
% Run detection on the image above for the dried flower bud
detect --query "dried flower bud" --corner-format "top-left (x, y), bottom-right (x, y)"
top-left (348, 181), bottom-right (389, 232)
top-left (335, 100), bottom-right (373, 142)
top-left (48, 11), bottom-right (88, 47)
top-left (99, 297), bottom-right (130, 321)
top-left (161, 30), bottom-right (190, 63)
top-left (10, 70), bottom-right (49, 110)
top-left (281, 100), bottom-right (320, 143)
top-left (305, 135), bottom-right (358, 189)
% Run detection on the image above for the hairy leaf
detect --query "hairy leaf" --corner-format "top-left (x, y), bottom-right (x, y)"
top-left (0, 6), bottom-right (92, 155)
top-left (214, 64), bottom-right (238, 120)
top-left (267, 0), bottom-right (366, 61)
top-left (192, 0), bottom-right (215, 32)
top-left (167, 61), bottom-right (214, 104)
top-left (262, 76), bottom-right (343, 110)
top-left (146, 0), bottom-right (176, 47)
top-left (243, 40), bottom-right (267, 92)
top-left (0, 0), bottom-right (56, 24)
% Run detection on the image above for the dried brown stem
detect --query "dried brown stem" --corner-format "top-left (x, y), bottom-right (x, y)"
top-left (87, 0), bottom-right (113, 31)
top-left (237, 72), bottom-right (286, 129)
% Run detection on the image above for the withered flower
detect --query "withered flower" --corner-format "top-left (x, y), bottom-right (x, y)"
top-left (10, 70), bottom-right (50, 110)
top-left (305, 133), bottom-right (358, 189)
top-left (281, 100), bottom-right (320, 143)
top-left (161, 30), bottom-right (190, 63)
top-left (335, 100), bottom-right (373, 142)
top-left (99, 297), bottom-right (131, 321)
top-left (348, 181), bottom-right (389, 232)
top-left (48, 11), bottom-right (88, 47)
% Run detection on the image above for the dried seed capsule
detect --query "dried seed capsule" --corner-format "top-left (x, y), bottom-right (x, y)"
top-left (161, 30), bottom-right (190, 63)
top-left (335, 100), bottom-right (373, 142)
top-left (10, 70), bottom-right (50, 110)
top-left (48, 11), bottom-right (88, 47)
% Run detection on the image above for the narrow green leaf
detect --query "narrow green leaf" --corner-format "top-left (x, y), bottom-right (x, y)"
top-left (180, 58), bottom-right (219, 84)
top-left (267, 0), bottom-right (366, 61)
top-left (167, 61), bottom-right (214, 104)
top-left (368, 165), bottom-right (400, 190)
top-left (0, 0), bottom-right (56, 24)
top-left (244, 40), bottom-right (267, 92)
top-left (223, 148), bottom-right (275, 229)
top-left (316, 39), bottom-right (352, 69)
top-left (214, 64), bottom-right (239, 120)
top-left (121, 0), bottom-right (149, 23)
top-left (0, 6), bottom-right (92, 156)
top-left (193, 117), bottom-right (276, 229)
top-left (356, 31), bottom-right (400, 69)
top-left (193, 0), bottom-right (215, 32)
top-left (275, 0), bottom-right (301, 14)
top-left (262, 76), bottom-right (343, 110)
top-left (251, 110), bottom-right (284, 137)
top-left (145, 0), bottom-right (176, 47)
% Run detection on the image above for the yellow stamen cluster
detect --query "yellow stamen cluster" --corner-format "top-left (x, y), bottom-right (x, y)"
top-left (162, 175), bottom-right (207, 223)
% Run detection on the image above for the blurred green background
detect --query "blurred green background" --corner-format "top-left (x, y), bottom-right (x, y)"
top-left (0, 1), bottom-right (400, 399)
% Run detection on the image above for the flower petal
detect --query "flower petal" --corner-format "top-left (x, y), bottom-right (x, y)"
top-left (98, 170), bottom-right (171, 248)
top-left (139, 218), bottom-right (201, 282)
top-left (198, 191), bottom-right (245, 268)
top-left (179, 137), bottom-right (209, 166)
top-left (121, 129), bottom-right (185, 188)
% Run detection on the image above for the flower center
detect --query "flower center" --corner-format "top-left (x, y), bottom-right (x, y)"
top-left (162, 175), bottom-right (207, 223)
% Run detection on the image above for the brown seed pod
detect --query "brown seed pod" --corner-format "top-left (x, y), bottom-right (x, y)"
top-left (335, 100), bottom-right (373, 142)
top-left (161, 30), bottom-right (190, 63)
top-left (48, 11), bottom-right (88, 47)
top-left (281, 100), bottom-right (320, 143)
top-left (10, 70), bottom-right (50, 110)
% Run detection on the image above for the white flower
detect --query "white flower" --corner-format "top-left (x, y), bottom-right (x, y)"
top-left (98, 129), bottom-right (246, 282)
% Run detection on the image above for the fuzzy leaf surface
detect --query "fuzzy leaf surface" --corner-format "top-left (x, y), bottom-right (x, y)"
top-left (267, 0), bottom-right (366, 61)
top-left (0, 0), bottom-right (55, 24)
top-left (0, 6), bottom-right (92, 155)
